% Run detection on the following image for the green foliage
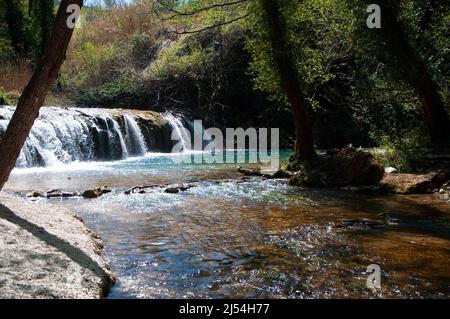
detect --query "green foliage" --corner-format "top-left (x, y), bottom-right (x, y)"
top-left (74, 75), bottom-right (140, 107)
top-left (147, 36), bottom-right (209, 79)
top-left (1, 0), bottom-right (440, 166)
top-left (0, 0), bottom-right (55, 62)
top-left (246, 0), bottom-right (354, 111)
top-left (372, 131), bottom-right (430, 172)
top-left (30, 0), bottom-right (56, 60)
top-left (0, 87), bottom-right (13, 105)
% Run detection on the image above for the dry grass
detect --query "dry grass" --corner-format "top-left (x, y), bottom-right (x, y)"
top-left (0, 58), bottom-right (32, 94)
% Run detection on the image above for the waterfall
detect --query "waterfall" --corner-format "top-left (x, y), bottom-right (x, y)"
top-left (163, 112), bottom-right (192, 152)
top-left (0, 106), bottom-right (153, 168)
top-left (123, 114), bottom-right (147, 156)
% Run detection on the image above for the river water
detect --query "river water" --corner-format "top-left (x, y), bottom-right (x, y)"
top-left (5, 151), bottom-right (450, 298)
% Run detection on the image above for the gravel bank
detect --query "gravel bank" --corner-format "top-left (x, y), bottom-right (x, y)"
top-left (0, 192), bottom-right (115, 298)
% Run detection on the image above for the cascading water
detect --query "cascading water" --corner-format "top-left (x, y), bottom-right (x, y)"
top-left (163, 112), bottom-right (192, 151)
top-left (0, 106), bottom-right (154, 168)
top-left (163, 112), bottom-right (210, 152)
top-left (123, 114), bottom-right (147, 156)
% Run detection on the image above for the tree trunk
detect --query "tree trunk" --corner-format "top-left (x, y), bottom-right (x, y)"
top-left (260, 0), bottom-right (315, 160)
top-left (0, 0), bottom-right (83, 190)
top-left (377, 1), bottom-right (450, 143)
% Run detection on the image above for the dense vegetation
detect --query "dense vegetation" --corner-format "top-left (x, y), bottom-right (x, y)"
top-left (1, 0), bottom-right (449, 170)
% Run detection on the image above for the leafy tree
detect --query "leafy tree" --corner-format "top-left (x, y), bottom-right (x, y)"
top-left (352, 0), bottom-right (450, 143)
top-left (31, 0), bottom-right (56, 60)
top-left (0, 0), bottom-right (83, 190)
top-left (4, 0), bottom-right (28, 55)
top-left (256, 0), bottom-right (315, 160)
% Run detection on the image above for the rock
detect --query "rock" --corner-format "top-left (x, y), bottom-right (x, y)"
top-left (238, 167), bottom-right (293, 179)
top-left (164, 183), bottom-right (193, 194)
top-left (289, 170), bottom-right (324, 188)
top-left (324, 147), bottom-right (384, 186)
top-left (27, 191), bottom-right (45, 198)
top-left (0, 193), bottom-right (115, 298)
top-left (237, 167), bottom-right (262, 177)
top-left (82, 187), bottom-right (111, 199)
top-left (380, 171), bottom-right (450, 194)
top-left (46, 190), bottom-right (63, 199)
top-left (125, 183), bottom-right (195, 195)
top-left (164, 187), bottom-right (180, 194)
top-left (62, 192), bottom-right (80, 198)
top-left (82, 189), bottom-right (102, 199)
top-left (385, 167), bottom-right (398, 174)
top-left (442, 181), bottom-right (450, 190)
top-left (124, 184), bottom-right (158, 195)
top-left (263, 169), bottom-right (293, 179)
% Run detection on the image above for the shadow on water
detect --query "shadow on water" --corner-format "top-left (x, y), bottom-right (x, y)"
top-left (0, 203), bottom-right (113, 295)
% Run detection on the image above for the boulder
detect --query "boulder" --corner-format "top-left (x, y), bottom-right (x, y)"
top-left (289, 170), bottom-right (323, 188)
top-left (82, 186), bottom-right (111, 199)
top-left (324, 147), bottom-right (384, 186)
top-left (380, 171), bottom-right (450, 194)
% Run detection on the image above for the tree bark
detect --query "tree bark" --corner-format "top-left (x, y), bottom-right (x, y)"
top-left (0, 0), bottom-right (83, 190)
top-left (260, 0), bottom-right (315, 160)
top-left (376, 0), bottom-right (450, 143)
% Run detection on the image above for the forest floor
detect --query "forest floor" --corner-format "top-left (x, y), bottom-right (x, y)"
top-left (0, 192), bottom-right (115, 298)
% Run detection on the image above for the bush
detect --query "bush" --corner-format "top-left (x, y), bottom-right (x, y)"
top-left (372, 131), bottom-right (429, 172)
top-left (0, 87), bottom-right (12, 105)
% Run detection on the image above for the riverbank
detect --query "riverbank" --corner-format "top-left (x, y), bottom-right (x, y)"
top-left (0, 192), bottom-right (115, 298)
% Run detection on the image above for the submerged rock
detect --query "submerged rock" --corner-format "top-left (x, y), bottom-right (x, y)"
top-left (125, 183), bottom-right (195, 195)
top-left (237, 167), bottom-right (293, 179)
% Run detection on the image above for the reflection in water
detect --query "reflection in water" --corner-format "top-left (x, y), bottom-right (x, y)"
top-left (7, 152), bottom-right (450, 298)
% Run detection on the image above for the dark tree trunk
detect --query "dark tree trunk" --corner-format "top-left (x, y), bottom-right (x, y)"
top-left (0, 0), bottom-right (83, 190)
top-left (260, 0), bottom-right (315, 160)
top-left (376, 1), bottom-right (450, 143)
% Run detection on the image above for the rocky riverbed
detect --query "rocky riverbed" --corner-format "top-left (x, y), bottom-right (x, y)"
top-left (0, 192), bottom-right (115, 298)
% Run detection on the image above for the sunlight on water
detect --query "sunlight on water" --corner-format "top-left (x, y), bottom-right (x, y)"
top-left (7, 150), bottom-right (450, 299)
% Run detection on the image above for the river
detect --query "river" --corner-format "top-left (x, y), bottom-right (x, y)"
top-left (5, 151), bottom-right (450, 299)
